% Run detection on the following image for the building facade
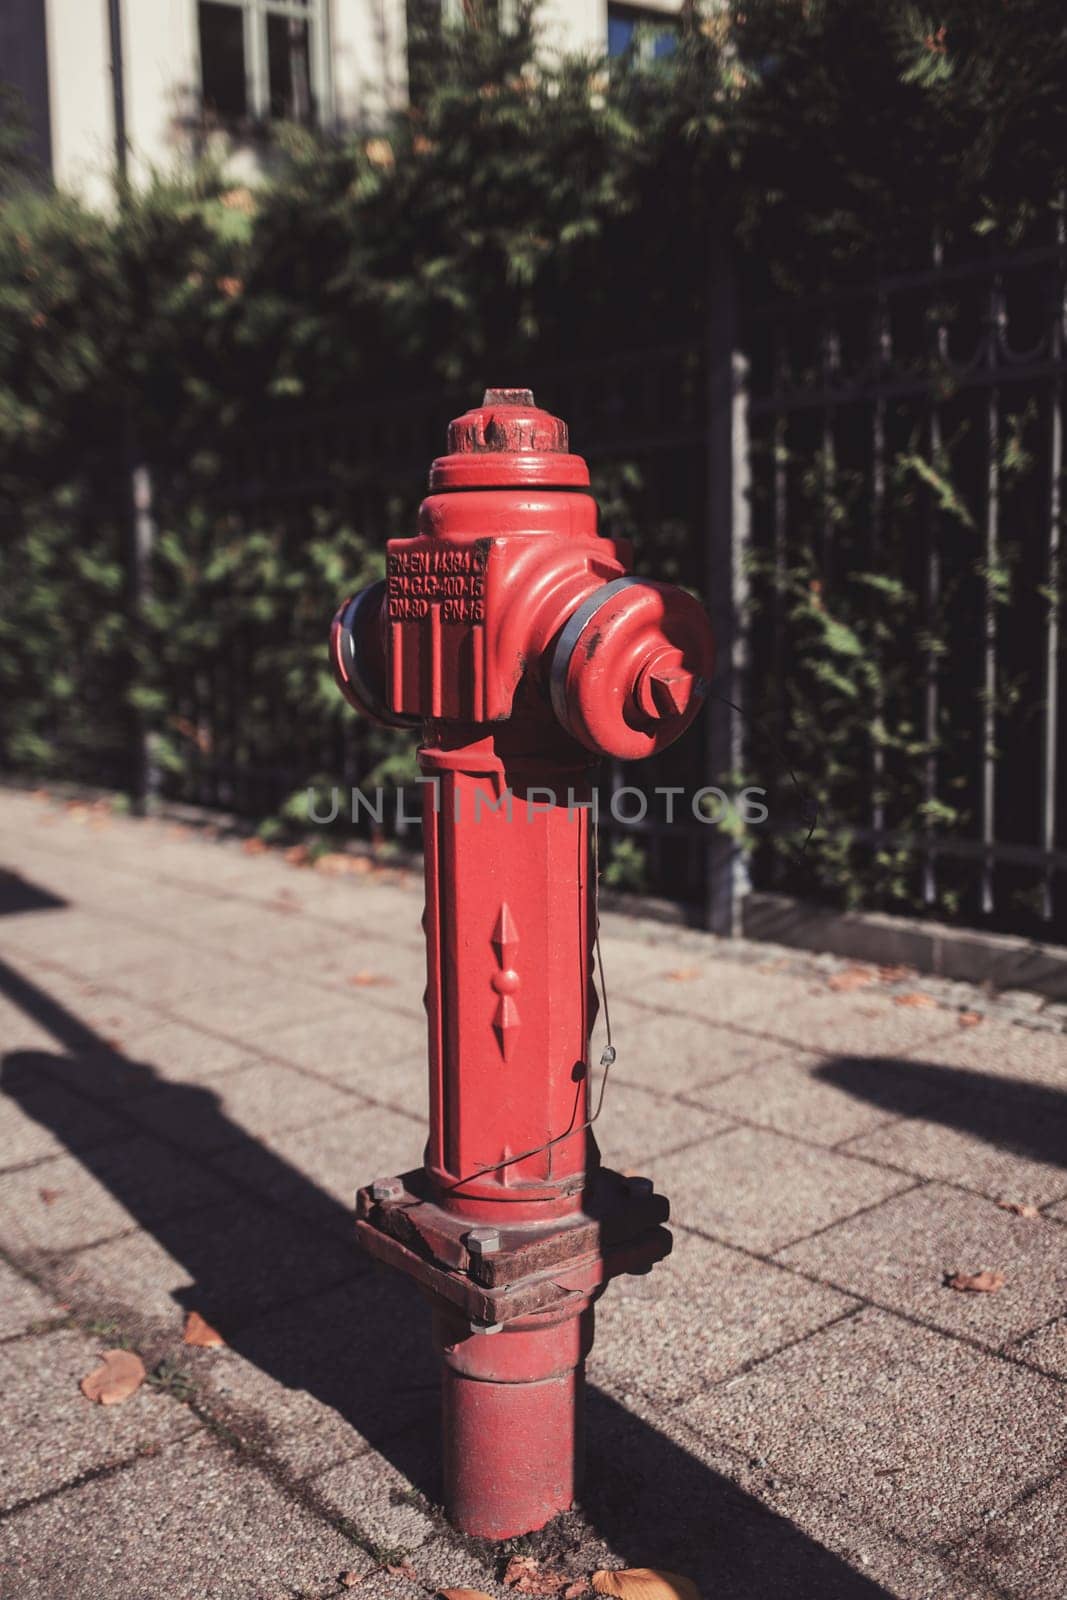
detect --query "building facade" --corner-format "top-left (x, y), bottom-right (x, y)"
top-left (2, 0), bottom-right (684, 204)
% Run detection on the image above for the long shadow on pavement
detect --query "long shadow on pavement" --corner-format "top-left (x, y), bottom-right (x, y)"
top-left (815, 1055), bottom-right (1067, 1168)
top-left (0, 950), bottom-right (895, 1598)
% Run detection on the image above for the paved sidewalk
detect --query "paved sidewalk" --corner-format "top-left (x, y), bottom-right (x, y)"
top-left (0, 787), bottom-right (1063, 1600)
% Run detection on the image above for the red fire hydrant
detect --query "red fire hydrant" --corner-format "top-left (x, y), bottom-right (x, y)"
top-left (330, 389), bottom-right (714, 1539)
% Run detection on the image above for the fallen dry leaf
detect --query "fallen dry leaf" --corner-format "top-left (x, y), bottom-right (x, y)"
top-left (592, 1570), bottom-right (700, 1600)
top-left (183, 1310), bottom-right (226, 1348)
top-left (387, 1564), bottom-right (418, 1581)
top-left (564, 1585), bottom-right (592, 1598)
top-left (38, 1187), bottom-right (63, 1205)
top-left (503, 1556), bottom-right (575, 1595)
top-left (828, 965), bottom-right (876, 992)
top-left (241, 837), bottom-right (268, 855)
top-left (80, 1348), bottom-right (146, 1405)
top-left (339, 1574), bottom-right (365, 1589)
top-left (664, 968), bottom-right (700, 982)
top-left (893, 991), bottom-right (939, 1008)
top-left (314, 851), bottom-right (375, 876)
top-left (435, 1590), bottom-right (494, 1600)
top-left (946, 1269), bottom-right (1006, 1294)
top-left (504, 1557), bottom-right (543, 1592)
top-left (877, 964), bottom-right (914, 983)
top-left (284, 843), bottom-right (312, 867)
top-left (347, 971), bottom-right (395, 988)
top-left (958, 1011), bottom-right (983, 1027)
top-left (996, 1199), bottom-right (1040, 1219)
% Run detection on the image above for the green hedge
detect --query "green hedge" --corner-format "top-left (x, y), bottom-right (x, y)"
top-left (2, 1), bottom-right (1065, 905)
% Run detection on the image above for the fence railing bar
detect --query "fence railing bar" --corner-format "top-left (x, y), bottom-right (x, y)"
top-left (768, 329), bottom-right (789, 895)
top-left (748, 240), bottom-right (1067, 322)
top-left (870, 293), bottom-right (889, 837)
top-left (1041, 229), bottom-right (1065, 921)
top-left (980, 276), bottom-right (1004, 916)
top-left (922, 237), bottom-right (943, 907)
top-left (846, 826), bottom-right (1067, 874)
top-left (748, 356), bottom-right (1067, 417)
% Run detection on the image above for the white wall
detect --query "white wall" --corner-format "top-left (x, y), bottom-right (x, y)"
top-left (122, 0), bottom-right (200, 189)
top-left (331, 0), bottom-right (408, 129)
top-left (44, 0), bottom-right (115, 206)
top-left (534, 0), bottom-right (604, 58)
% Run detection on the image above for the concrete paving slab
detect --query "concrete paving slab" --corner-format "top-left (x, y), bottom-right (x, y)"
top-left (595, 932), bottom-right (715, 985)
top-left (0, 909), bottom-right (187, 982)
top-left (592, 1080), bottom-right (733, 1170)
top-left (266, 1003), bottom-right (429, 1112)
top-left (941, 1474), bottom-right (1067, 1599)
top-left (0, 1326), bottom-right (194, 1511)
top-left (111, 950), bottom-right (277, 1014)
top-left (4, 790), bottom-right (1065, 1597)
top-left (678, 1307), bottom-right (1067, 1544)
top-left (126, 1059), bottom-right (361, 1152)
top-left (0, 996), bottom-right (60, 1054)
top-left (777, 1183), bottom-right (1067, 1347)
top-left (904, 1020), bottom-right (1067, 1094)
top-left (655, 1125), bottom-right (914, 1252)
top-left (389, 1535), bottom-right (501, 1599)
top-left (0, 1079), bottom-right (124, 1171)
top-left (607, 1011), bottom-right (797, 1092)
top-left (61, 1195), bottom-right (358, 1336)
top-left (0, 956), bottom-right (123, 1017)
top-left (193, 1274), bottom-right (437, 1479)
top-left (1006, 1315), bottom-right (1067, 1380)
top-left (0, 1137), bottom-right (235, 1254)
top-left (577, 1384), bottom-right (926, 1600)
top-left (747, 989), bottom-right (960, 1060)
top-left (214, 1101), bottom-right (423, 1235)
top-left (0, 1430), bottom-right (363, 1600)
top-left (41, 1020), bottom-right (254, 1098)
top-left (133, 971), bottom-right (357, 1045)
top-left (687, 1051), bottom-right (949, 1145)
top-left (307, 1450), bottom-right (439, 1555)
top-left (0, 1259), bottom-right (63, 1340)
top-left (590, 1228), bottom-right (858, 1402)
top-left (842, 1093), bottom-right (1067, 1205)
top-left (627, 962), bottom-right (817, 1026)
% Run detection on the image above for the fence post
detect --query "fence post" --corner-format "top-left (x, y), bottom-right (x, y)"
top-left (125, 428), bottom-right (159, 815)
top-left (704, 237), bottom-right (751, 937)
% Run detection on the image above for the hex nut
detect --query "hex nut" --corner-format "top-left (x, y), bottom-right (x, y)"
top-left (371, 1177), bottom-right (404, 1203)
top-left (465, 1226), bottom-right (502, 1256)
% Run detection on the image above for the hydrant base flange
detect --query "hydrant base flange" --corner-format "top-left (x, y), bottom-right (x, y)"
top-left (355, 1165), bottom-right (671, 1328)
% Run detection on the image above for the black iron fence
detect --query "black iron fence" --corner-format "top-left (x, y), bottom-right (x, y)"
top-left (745, 226), bottom-right (1066, 941)
top-left (67, 229), bottom-right (1065, 943)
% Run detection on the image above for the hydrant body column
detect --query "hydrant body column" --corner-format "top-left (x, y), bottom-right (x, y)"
top-left (421, 734), bottom-right (595, 1220)
top-left (330, 389), bottom-right (714, 1540)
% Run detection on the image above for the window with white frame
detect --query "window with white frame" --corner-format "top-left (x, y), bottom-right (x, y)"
top-left (197, 0), bottom-right (330, 126)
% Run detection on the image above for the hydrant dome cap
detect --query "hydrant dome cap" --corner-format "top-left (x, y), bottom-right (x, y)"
top-left (431, 387), bottom-right (590, 490)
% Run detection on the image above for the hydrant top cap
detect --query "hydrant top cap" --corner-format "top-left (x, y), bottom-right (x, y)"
top-left (431, 387), bottom-right (590, 490)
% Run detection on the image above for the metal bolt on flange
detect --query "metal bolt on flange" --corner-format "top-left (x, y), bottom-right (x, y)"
top-left (472, 1320), bottom-right (504, 1336)
top-left (465, 1226), bottom-right (501, 1256)
top-left (371, 1177), bottom-right (404, 1203)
